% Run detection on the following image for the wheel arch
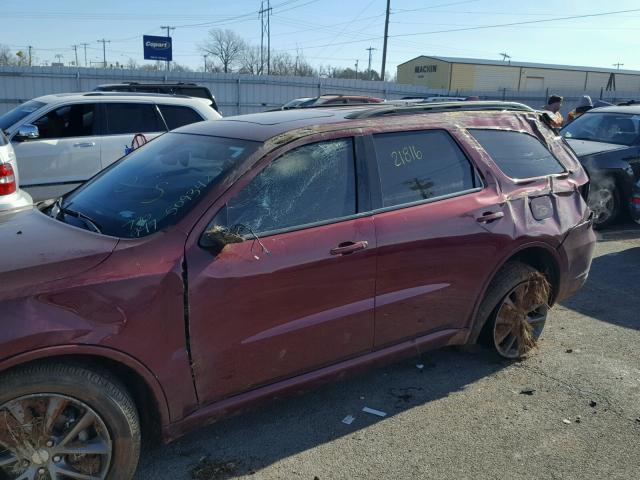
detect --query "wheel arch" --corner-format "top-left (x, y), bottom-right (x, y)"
top-left (0, 345), bottom-right (170, 443)
top-left (467, 242), bottom-right (561, 344)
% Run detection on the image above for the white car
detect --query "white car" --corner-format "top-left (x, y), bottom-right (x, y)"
top-left (0, 92), bottom-right (221, 201)
top-left (0, 130), bottom-right (32, 212)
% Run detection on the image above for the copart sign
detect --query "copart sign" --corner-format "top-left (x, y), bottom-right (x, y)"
top-left (143, 35), bottom-right (173, 61)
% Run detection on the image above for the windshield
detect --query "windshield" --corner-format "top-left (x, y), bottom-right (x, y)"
top-left (0, 100), bottom-right (46, 131)
top-left (60, 133), bottom-right (260, 238)
top-left (562, 112), bottom-right (640, 146)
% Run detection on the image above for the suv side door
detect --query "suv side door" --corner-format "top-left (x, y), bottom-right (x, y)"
top-left (12, 102), bottom-right (101, 201)
top-left (369, 128), bottom-right (510, 347)
top-left (100, 102), bottom-right (166, 168)
top-left (185, 136), bottom-right (376, 404)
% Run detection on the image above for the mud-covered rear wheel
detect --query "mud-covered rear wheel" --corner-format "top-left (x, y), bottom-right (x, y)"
top-left (478, 262), bottom-right (551, 359)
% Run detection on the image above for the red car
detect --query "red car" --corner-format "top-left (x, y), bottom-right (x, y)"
top-left (0, 102), bottom-right (595, 479)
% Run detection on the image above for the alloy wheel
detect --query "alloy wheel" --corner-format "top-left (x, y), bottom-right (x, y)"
top-left (493, 282), bottom-right (548, 358)
top-left (0, 394), bottom-right (112, 480)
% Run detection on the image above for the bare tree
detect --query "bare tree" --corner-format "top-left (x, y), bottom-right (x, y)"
top-left (239, 45), bottom-right (262, 75)
top-left (201, 29), bottom-right (246, 73)
top-left (0, 45), bottom-right (16, 66)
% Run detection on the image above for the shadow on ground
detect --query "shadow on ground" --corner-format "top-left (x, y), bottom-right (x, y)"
top-left (562, 244), bottom-right (640, 331)
top-left (135, 346), bottom-right (508, 479)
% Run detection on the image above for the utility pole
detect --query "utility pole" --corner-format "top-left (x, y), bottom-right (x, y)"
top-left (71, 45), bottom-right (79, 67)
top-left (203, 54), bottom-right (208, 72)
top-left (366, 47), bottom-right (376, 80)
top-left (160, 25), bottom-right (175, 72)
top-left (355, 59), bottom-right (359, 80)
top-left (613, 62), bottom-right (624, 70)
top-left (97, 39), bottom-right (110, 68)
top-left (380, 0), bottom-right (390, 82)
top-left (259, 1), bottom-right (272, 75)
top-left (80, 43), bottom-right (89, 67)
top-left (28, 46), bottom-right (33, 67)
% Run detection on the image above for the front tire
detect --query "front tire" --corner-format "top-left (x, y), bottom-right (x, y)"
top-left (588, 180), bottom-right (619, 229)
top-left (478, 262), bottom-right (550, 359)
top-left (0, 362), bottom-right (140, 480)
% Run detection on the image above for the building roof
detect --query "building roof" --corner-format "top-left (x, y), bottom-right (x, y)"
top-left (398, 55), bottom-right (640, 76)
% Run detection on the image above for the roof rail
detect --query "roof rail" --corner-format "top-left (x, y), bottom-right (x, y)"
top-left (345, 101), bottom-right (534, 119)
top-left (82, 91), bottom-right (193, 99)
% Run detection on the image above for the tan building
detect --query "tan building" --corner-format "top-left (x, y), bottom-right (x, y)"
top-left (397, 56), bottom-right (640, 93)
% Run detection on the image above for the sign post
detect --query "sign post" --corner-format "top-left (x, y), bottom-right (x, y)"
top-left (143, 35), bottom-right (173, 66)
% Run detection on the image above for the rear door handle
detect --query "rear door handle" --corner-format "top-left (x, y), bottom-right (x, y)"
top-left (330, 240), bottom-right (368, 256)
top-left (476, 211), bottom-right (504, 223)
top-left (73, 142), bottom-right (96, 148)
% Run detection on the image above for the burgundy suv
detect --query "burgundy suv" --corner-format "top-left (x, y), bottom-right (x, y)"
top-left (0, 102), bottom-right (595, 479)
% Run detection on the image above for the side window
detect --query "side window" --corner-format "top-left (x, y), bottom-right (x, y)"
top-left (222, 139), bottom-right (356, 235)
top-left (373, 130), bottom-right (478, 208)
top-left (470, 129), bottom-right (565, 178)
top-left (104, 103), bottom-right (164, 135)
top-left (158, 105), bottom-right (204, 130)
top-left (33, 104), bottom-right (97, 139)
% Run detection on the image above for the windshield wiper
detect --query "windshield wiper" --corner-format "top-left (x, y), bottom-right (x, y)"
top-left (52, 198), bottom-right (102, 234)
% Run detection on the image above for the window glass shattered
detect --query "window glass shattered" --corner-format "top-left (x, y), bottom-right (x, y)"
top-left (226, 138), bottom-right (356, 234)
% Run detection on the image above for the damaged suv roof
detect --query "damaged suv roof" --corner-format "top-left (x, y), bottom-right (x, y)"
top-left (177, 102), bottom-right (542, 144)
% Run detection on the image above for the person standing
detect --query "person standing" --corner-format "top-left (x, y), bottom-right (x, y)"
top-left (541, 95), bottom-right (564, 132)
top-left (566, 95), bottom-right (593, 124)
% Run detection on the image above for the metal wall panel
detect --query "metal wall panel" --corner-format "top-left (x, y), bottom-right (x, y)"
top-left (0, 66), bottom-right (437, 115)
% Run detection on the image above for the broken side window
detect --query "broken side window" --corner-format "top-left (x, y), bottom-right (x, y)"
top-left (224, 138), bottom-right (356, 235)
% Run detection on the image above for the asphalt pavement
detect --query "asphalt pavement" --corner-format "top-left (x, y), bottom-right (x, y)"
top-left (136, 224), bottom-right (640, 480)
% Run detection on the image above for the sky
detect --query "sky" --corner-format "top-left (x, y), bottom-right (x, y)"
top-left (1, 0), bottom-right (640, 76)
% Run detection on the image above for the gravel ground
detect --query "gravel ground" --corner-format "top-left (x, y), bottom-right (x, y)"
top-left (136, 225), bottom-right (640, 480)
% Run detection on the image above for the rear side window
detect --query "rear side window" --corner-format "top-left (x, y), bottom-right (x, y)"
top-left (373, 130), bottom-right (479, 208)
top-left (470, 129), bottom-right (565, 178)
top-left (158, 105), bottom-right (204, 130)
top-left (223, 139), bottom-right (356, 234)
top-left (104, 103), bottom-right (164, 135)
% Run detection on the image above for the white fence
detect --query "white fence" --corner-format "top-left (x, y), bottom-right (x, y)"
top-left (1, 66), bottom-right (639, 117)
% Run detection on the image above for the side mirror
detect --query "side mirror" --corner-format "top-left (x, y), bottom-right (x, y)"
top-left (16, 124), bottom-right (39, 140)
top-left (200, 225), bottom-right (244, 255)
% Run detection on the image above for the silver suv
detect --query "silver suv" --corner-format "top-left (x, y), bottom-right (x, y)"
top-left (0, 92), bottom-right (221, 201)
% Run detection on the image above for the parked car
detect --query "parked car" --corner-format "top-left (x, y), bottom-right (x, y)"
top-left (0, 102), bottom-right (595, 479)
top-left (94, 82), bottom-right (220, 112)
top-left (0, 92), bottom-right (221, 202)
top-left (561, 105), bottom-right (640, 228)
top-left (0, 130), bottom-right (32, 212)
top-left (274, 94), bottom-right (384, 110)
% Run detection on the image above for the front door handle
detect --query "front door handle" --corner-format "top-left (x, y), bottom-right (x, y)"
top-left (330, 240), bottom-right (368, 256)
top-left (73, 142), bottom-right (96, 148)
top-left (476, 211), bottom-right (504, 223)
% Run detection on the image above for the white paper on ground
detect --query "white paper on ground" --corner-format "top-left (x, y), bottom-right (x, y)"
top-left (362, 407), bottom-right (387, 417)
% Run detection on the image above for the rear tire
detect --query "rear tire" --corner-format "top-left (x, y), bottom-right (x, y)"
top-left (0, 362), bottom-right (140, 480)
top-left (477, 262), bottom-right (550, 359)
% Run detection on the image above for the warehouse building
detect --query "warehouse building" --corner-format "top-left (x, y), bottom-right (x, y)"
top-left (397, 55), bottom-right (640, 93)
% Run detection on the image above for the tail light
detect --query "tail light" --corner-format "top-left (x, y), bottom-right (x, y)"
top-left (0, 163), bottom-right (17, 195)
